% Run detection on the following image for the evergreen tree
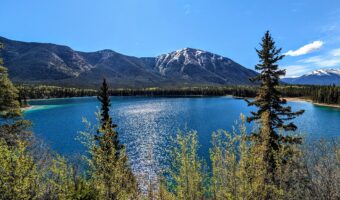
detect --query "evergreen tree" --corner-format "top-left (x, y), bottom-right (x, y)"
top-left (247, 31), bottom-right (304, 145)
top-left (247, 31), bottom-right (305, 191)
top-left (81, 79), bottom-right (138, 199)
top-left (91, 123), bottom-right (138, 199)
top-left (0, 43), bottom-right (31, 146)
top-left (96, 78), bottom-right (123, 156)
top-left (0, 44), bottom-right (22, 119)
top-left (97, 78), bottom-right (116, 129)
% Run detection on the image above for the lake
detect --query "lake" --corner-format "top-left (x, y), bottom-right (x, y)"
top-left (24, 96), bottom-right (340, 177)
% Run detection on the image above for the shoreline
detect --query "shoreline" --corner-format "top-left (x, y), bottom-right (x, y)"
top-left (284, 97), bottom-right (340, 109)
top-left (283, 97), bottom-right (312, 103)
top-left (21, 104), bottom-right (64, 112)
top-left (27, 96), bottom-right (96, 101)
top-left (21, 105), bottom-right (38, 112)
top-left (312, 102), bottom-right (340, 109)
top-left (23, 96), bottom-right (340, 110)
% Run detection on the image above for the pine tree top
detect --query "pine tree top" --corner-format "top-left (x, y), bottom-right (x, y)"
top-left (247, 31), bottom-right (304, 140)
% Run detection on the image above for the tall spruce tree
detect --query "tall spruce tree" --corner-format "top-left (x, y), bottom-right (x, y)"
top-left (97, 78), bottom-right (116, 129)
top-left (245, 32), bottom-right (305, 198)
top-left (96, 78), bottom-right (122, 154)
top-left (247, 31), bottom-right (305, 186)
top-left (247, 31), bottom-right (304, 146)
top-left (89, 78), bottom-right (138, 198)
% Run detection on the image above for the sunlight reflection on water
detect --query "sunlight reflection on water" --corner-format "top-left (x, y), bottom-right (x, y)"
top-left (116, 101), bottom-right (181, 186)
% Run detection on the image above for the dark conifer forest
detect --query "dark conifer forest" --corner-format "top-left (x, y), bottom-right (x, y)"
top-left (17, 84), bottom-right (340, 105)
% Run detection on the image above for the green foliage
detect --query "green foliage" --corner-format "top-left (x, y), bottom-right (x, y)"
top-left (157, 176), bottom-right (176, 200)
top-left (0, 45), bottom-right (32, 146)
top-left (0, 119), bottom-right (32, 146)
top-left (0, 66), bottom-right (22, 118)
top-left (209, 115), bottom-right (307, 200)
top-left (0, 139), bottom-right (40, 199)
top-left (0, 42), bottom-right (21, 118)
top-left (164, 130), bottom-right (207, 200)
top-left (79, 118), bottom-right (138, 199)
top-left (0, 137), bottom-right (93, 200)
top-left (210, 116), bottom-right (247, 199)
top-left (42, 155), bottom-right (90, 200)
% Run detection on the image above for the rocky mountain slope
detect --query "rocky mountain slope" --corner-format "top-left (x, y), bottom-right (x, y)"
top-left (283, 69), bottom-right (340, 86)
top-left (0, 36), bottom-right (257, 88)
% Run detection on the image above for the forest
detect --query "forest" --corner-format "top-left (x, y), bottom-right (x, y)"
top-left (17, 84), bottom-right (340, 106)
top-left (0, 32), bottom-right (339, 200)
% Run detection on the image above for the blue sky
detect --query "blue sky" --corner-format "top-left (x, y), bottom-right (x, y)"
top-left (0, 0), bottom-right (339, 77)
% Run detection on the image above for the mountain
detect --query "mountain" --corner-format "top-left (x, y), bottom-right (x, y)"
top-left (282, 69), bottom-right (340, 86)
top-left (0, 36), bottom-right (257, 88)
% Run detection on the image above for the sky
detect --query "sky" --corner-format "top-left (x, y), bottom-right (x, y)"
top-left (0, 0), bottom-right (339, 77)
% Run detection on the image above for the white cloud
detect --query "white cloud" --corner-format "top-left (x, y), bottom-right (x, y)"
top-left (283, 48), bottom-right (340, 77)
top-left (284, 41), bottom-right (323, 56)
top-left (301, 55), bottom-right (340, 67)
top-left (283, 65), bottom-right (311, 77)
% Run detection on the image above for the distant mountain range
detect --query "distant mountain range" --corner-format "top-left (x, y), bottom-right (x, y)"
top-left (282, 69), bottom-right (340, 86)
top-left (0, 36), bottom-right (258, 88)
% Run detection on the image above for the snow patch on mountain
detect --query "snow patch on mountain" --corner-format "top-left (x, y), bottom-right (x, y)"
top-left (156, 48), bottom-right (228, 75)
top-left (283, 68), bottom-right (340, 85)
top-left (307, 69), bottom-right (340, 76)
top-left (153, 47), bottom-right (257, 84)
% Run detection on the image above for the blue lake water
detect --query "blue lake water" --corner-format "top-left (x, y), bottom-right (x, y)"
top-left (24, 96), bottom-right (340, 177)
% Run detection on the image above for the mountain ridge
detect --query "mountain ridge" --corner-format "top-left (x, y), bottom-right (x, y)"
top-left (283, 69), bottom-right (340, 86)
top-left (0, 36), bottom-right (257, 88)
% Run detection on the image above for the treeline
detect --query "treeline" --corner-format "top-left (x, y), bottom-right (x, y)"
top-left (16, 85), bottom-right (258, 99)
top-left (17, 84), bottom-right (340, 105)
top-left (279, 84), bottom-right (340, 104)
top-left (108, 86), bottom-right (258, 97)
top-left (311, 85), bottom-right (340, 104)
top-left (16, 85), bottom-right (97, 99)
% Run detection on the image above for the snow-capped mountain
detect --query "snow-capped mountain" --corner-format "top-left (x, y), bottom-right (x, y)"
top-left (308, 69), bottom-right (340, 76)
top-left (0, 37), bottom-right (258, 88)
top-left (282, 69), bottom-right (340, 85)
top-left (154, 48), bottom-right (257, 85)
